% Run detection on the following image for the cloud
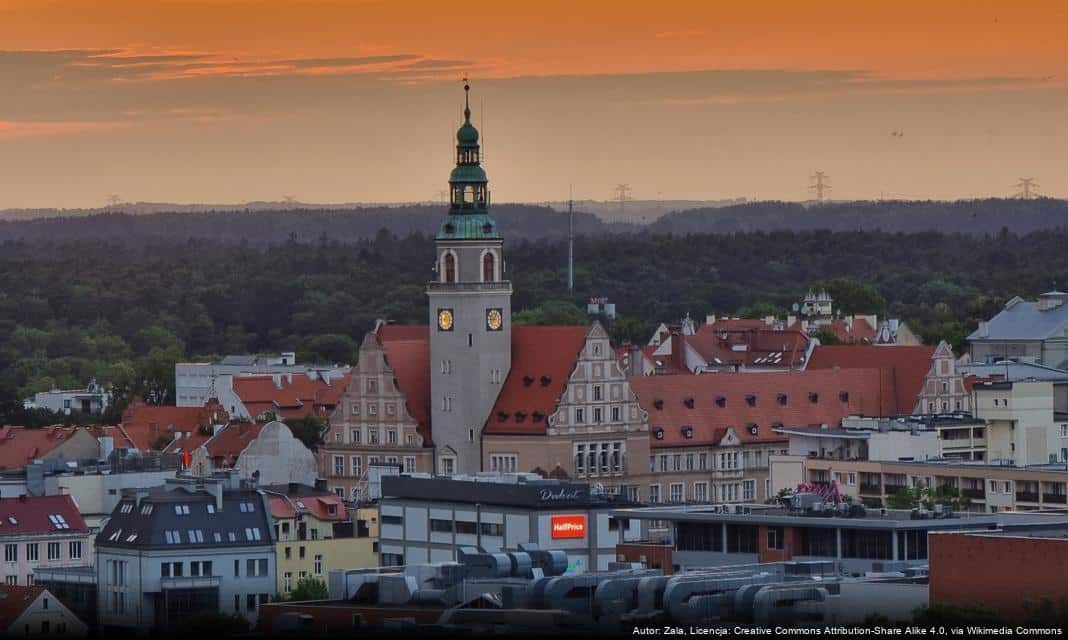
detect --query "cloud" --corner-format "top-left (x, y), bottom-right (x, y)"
top-left (0, 119), bottom-right (128, 139)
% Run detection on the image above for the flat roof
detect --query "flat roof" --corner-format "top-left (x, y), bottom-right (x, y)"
top-left (609, 504), bottom-right (1068, 530)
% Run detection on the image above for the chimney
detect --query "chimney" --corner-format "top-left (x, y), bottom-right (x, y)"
top-left (977, 321), bottom-right (989, 338)
top-left (670, 331), bottom-right (687, 373)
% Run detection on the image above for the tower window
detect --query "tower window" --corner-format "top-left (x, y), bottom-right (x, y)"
top-left (464, 186), bottom-right (475, 205)
top-left (468, 333), bottom-right (473, 347)
top-left (483, 252), bottom-right (495, 282)
top-left (444, 253), bottom-right (456, 283)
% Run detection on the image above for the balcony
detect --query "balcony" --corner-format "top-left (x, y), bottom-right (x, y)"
top-left (961, 488), bottom-right (986, 500)
top-left (160, 575), bottom-right (221, 590)
top-left (1015, 492), bottom-right (1040, 503)
top-left (1042, 493), bottom-right (1068, 504)
top-left (427, 281), bottom-right (513, 293)
top-left (859, 483), bottom-right (882, 495)
top-left (884, 483), bottom-right (907, 495)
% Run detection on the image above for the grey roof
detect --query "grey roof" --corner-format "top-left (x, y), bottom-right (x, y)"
top-left (775, 427), bottom-right (873, 439)
top-left (219, 355), bottom-right (259, 366)
top-left (968, 295), bottom-right (1068, 341)
top-left (610, 504), bottom-right (1068, 531)
top-left (959, 360), bottom-right (1068, 382)
top-left (96, 486), bottom-right (273, 550)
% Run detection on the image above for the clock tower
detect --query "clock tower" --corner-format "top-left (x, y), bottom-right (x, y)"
top-left (427, 80), bottom-right (512, 476)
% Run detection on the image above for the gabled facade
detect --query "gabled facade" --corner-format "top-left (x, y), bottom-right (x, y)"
top-left (320, 326), bottom-right (433, 499)
top-left (968, 290), bottom-right (1068, 368)
top-left (0, 585), bottom-right (88, 638)
top-left (481, 323), bottom-right (650, 493)
top-left (0, 495), bottom-right (91, 588)
top-left (916, 341), bottom-right (972, 414)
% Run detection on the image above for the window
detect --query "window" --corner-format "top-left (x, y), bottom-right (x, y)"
top-left (659, 455), bottom-right (668, 472)
top-left (694, 482), bottom-right (709, 502)
top-left (575, 408), bottom-right (585, 424)
top-left (444, 252), bottom-right (456, 283)
top-left (369, 429), bottom-right (380, 444)
top-left (234, 560), bottom-right (240, 577)
top-left (440, 457), bottom-right (455, 476)
top-left (593, 407), bottom-right (603, 423)
top-left (673, 454), bottom-right (681, 471)
top-left (669, 483), bottom-right (684, 503)
top-left (314, 554), bottom-right (323, 575)
top-left (351, 456), bottom-right (362, 477)
top-left (483, 252), bottom-right (495, 281)
top-left (611, 406), bottom-right (621, 422)
top-left (649, 485), bottom-right (661, 503)
top-left (847, 473), bottom-right (857, 486)
top-left (245, 527), bottom-right (262, 541)
top-left (4, 544), bottom-right (16, 563)
top-left (480, 522), bottom-right (504, 537)
top-left (47, 543), bottom-right (60, 561)
top-left (174, 504), bottom-right (190, 516)
top-left (455, 521), bottom-right (478, 535)
top-left (767, 526), bottom-right (785, 550)
top-left (989, 479), bottom-right (997, 493)
top-left (387, 429), bottom-right (397, 444)
top-left (4, 576), bottom-right (16, 585)
top-left (284, 572), bottom-right (292, 593)
top-left (743, 480), bottom-right (756, 501)
top-left (1061, 424), bottom-right (1068, 438)
top-left (1003, 481), bottom-right (1012, 494)
top-left (285, 547), bottom-right (292, 559)
top-left (699, 453), bottom-right (708, 470)
top-left (367, 404), bottom-right (377, 416)
top-left (26, 544), bottom-right (38, 562)
top-left (350, 429), bottom-right (361, 443)
top-left (247, 594), bottom-right (258, 612)
top-left (69, 541), bottom-right (82, 560)
top-left (490, 454), bottom-right (517, 473)
top-left (404, 457), bottom-right (416, 473)
top-left (430, 519), bottom-right (453, 533)
top-left (593, 385), bottom-right (603, 401)
top-left (333, 456), bottom-right (344, 476)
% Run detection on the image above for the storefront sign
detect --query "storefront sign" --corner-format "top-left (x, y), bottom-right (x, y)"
top-left (551, 514), bottom-right (587, 539)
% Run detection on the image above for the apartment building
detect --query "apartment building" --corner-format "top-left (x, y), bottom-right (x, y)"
top-left (0, 496), bottom-right (91, 587)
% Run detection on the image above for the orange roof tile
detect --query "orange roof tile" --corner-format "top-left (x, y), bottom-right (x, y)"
top-left (0, 494), bottom-right (88, 535)
top-left (631, 368), bottom-right (895, 449)
top-left (120, 398), bottom-right (228, 451)
top-left (267, 491), bottom-right (348, 522)
top-left (805, 344), bottom-right (937, 415)
top-left (0, 425), bottom-right (77, 470)
top-left (376, 324), bottom-right (432, 445)
top-left (0, 585), bottom-right (46, 629)
top-left (203, 422), bottom-right (267, 467)
top-left (233, 373), bottom-right (350, 420)
top-left (484, 325), bottom-right (589, 436)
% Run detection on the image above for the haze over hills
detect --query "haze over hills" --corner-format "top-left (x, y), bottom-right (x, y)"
top-left (0, 198), bottom-right (1065, 245)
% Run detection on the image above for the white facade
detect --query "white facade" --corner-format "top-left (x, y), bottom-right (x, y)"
top-left (175, 355), bottom-right (348, 409)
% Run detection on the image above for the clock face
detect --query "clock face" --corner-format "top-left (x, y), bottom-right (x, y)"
top-left (486, 308), bottom-right (503, 331)
top-left (437, 308), bottom-right (454, 331)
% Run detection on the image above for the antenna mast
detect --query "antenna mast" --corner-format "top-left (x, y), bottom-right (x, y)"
top-left (568, 185), bottom-right (574, 292)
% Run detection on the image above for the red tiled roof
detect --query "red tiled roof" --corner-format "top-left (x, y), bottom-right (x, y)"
top-left (484, 325), bottom-right (590, 436)
top-left (806, 344), bottom-right (937, 415)
top-left (203, 422), bottom-right (267, 467)
top-left (120, 398), bottom-right (229, 451)
top-left (233, 373), bottom-right (351, 420)
top-left (0, 426), bottom-right (76, 470)
top-left (0, 585), bottom-right (46, 628)
top-left (631, 368), bottom-right (895, 449)
top-left (267, 492), bottom-right (348, 522)
top-left (0, 494), bottom-right (88, 536)
top-left (376, 324), bottom-right (432, 446)
top-left (812, 318), bottom-right (877, 344)
top-left (686, 324), bottom-right (810, 369)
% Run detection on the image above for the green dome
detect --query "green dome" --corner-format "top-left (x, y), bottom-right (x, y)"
top-left (457, 121), bottom-right (479, 145)
top-left (450, 164), bottom-right (487, 183)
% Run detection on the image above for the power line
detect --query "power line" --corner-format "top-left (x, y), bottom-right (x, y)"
top-left (612, 184), bottom-right (632, 212)
top-left (809, 171), bottom-right (831, 203)
top-left (567, 185), bottom-right (574, 292)
top-left (1014, 177), bottom-right (1039, 199)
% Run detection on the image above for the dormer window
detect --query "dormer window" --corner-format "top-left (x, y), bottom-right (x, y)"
top-left (747, 423), bottom-right (758, 436)
top-left (653, 428), bottom-right (664, 440)
top-left (777, 393), bottom-right (788, 406)
top-left (532, 411), bottom-right (545, 422)
top-left (540, 376), bottom-right (551, 387)
top-left (745, 394), bottom-right (756, 407)
top-left (683, 397), bottom-right (695, 409)
top-left (681, 426), bottom-right (694, 439)
top-left (809, 392), bottom-right (819, 403)
top-left (522, 376), bottom-right (534, 387)
top-left (839, 391), bottom-right (849, 402)
top-left (653, 399), bottom-right (664, 410)
top-left (715, 396), bottom-right (726, 408)
top-left (514, 411), bottom-right (527, 423)
top-left (497, 411), bottom-right (509, 422)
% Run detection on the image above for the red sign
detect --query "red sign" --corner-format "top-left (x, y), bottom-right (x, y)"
top-left (551, 514), bottom-right (587, 539)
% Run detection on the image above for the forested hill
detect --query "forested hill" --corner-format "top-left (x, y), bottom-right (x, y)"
top-left (0, 198), bottom-right (1066, 244)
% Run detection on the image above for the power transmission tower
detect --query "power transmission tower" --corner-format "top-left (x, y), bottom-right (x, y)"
top-left (612, 184), bottom-right (632, 213)
top-left (106, 194), bottom-right (121, 209)
top-left (1014, 178), bottom-right (1039, 199)
top-left (436, 190), bottom-right (449, 205)
top-left (282, 194), bottom-right (296, 205)
top-left (809, 172), bottom-right (831, 203)
top-left (567, 185), bottom-right (574, 292)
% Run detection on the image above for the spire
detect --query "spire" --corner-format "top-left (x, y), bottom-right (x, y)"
top-left (463, 75), bottom-right (471, 123)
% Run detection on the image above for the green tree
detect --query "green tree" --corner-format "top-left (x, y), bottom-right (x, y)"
top-left (283, 415), bottom-right (327, 450)
top-left (809, 329), bottom-right (842, 345)
top-left (736, 302), bottom-right (783, 319)
top-left (813, 277), bottom-right (886, 315)
top-left (300, 333), bottom-right (358, 365)
top-left (513, 300), bottom-right (588, 326)
top-left (287, 576), bottom-right (329, 601)
top-left (913, 603), bottom-right (1002, 625)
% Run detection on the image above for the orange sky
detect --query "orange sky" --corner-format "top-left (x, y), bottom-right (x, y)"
top-left (0, 0), bottom-right (1066, 208)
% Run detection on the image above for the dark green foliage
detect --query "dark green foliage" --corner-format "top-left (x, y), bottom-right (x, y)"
top-left (286, 576), bottom-right (330, 601)
top-left (1, 203), bottom-right (1067, 425)
top-left (283, 415), bottom-right (327, 450)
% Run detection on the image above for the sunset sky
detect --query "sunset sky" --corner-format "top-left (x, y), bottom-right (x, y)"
top-left (1, 0), bottom-right (1066, 208)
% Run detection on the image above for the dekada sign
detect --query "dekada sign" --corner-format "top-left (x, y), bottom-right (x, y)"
top-left (551, 514), bottom-right (587, 539)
